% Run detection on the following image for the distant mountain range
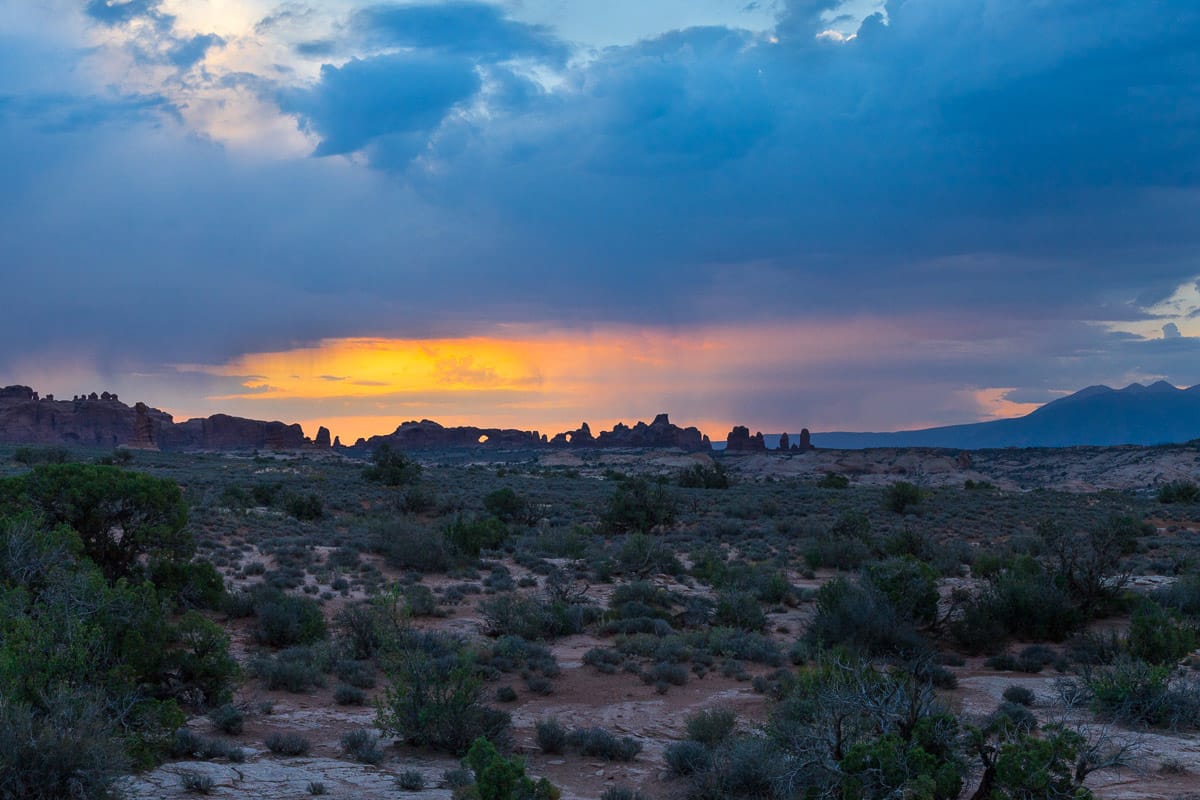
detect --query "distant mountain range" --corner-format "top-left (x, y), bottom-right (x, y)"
top-left (808, 381), bottom-right (1200, 449)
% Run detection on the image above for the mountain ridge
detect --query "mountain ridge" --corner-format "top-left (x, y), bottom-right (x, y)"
top-left (810, 382), bottom-right (1200, 449)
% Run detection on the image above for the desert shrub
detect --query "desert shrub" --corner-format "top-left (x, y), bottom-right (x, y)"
top-left (678, 463), bottom-right (730, 489)
top-left (1083, 657), bottom-right (1176, 726)
top-left (1158, 480), bottom-right (1200, 504)
top-left (376, 647), bottom-right (510, 754)
top-left (341, 728), bottom-right (384, 764)
top-left (687, 736), bottom-right (789, 800)
top-left (951, 557), bottom-right (1082, 652)
top-left (686, 708), bottom-right (737, 746)
top-left (337, 601), bottom-right (385, 660)
top-left (480, 593), bottom-right (581, 640)
top-left (363, 443), bottom-right (422, 486)
top-left (0, 690), bottom-right (129, 800)
top-left (1126, 600), bottom-right (1197, 664)
top-left (496, 685), bottom-right (518, 702)
top-left (565, 727), bottom-right (642, 761)
top-left (334, 684), bottom-right (367, 706)
top-left (616, 533), bottom-right (683, 575)
top-left (250, 648), bottom-right (327, 692)
top-left (1013, 644), bottom-right (1057, 673)
top-left (803, 511), bottom-right (878, 570)
top-left (1156, 572), bottom-right (1200, 618)
top-left (603, 478), bottom-right (678, 534)
top-left (484, 488), bottom-right (531, 524)
top-left (600, 789), bottom-right (649, 800)
top-left (1038, 516), bottom-right (1148, 614)
top-left (713, 590), bottom-right (767, 631)
top-left (1002, 686), bottom-right (1035, 706)
top-left (583, 646), bottom-right (623, 674)
top-left (445, 514), bottom-right (509, 557)
top-left (253, 590), bottom-right (327, 647)
top-left (665, 739), bottom-right (712, 776)
top-left (149, 558), bottom-right (226, 610)
top-left (817, 472), bottom-right (849, 489)
top-left (369, 518), bottom-right (451, 573)
top-left (2, 463), bottom-right (191, 580)
top-left (464, 737), bottom-right (558, 800)
top-left (12, 445), bottom-right (70, 465)
top-left (885, 481), bottom-right (923, 514)
top-left (180, 771), bottom-right (214, 794)
top-left (862, 556), bottom-right (940, 625)
top-left (283, 492), bottom-right (323, 521)
top-left (404, 583), bottom-right (439, 617)
top-left (396, 769), bottom-right (425, 791)
top-left (173, 612), bottom-right (240, 706)
top-left (335, 659), bottom-right (376, 689)
top-left (806, 577), bottom-right (926, 657)
top-left (265, 732), bottom-right (311, 756)
top-left (689, 627), bottom-right (784, 666)
top-left (646, 661), bottom-right (689, 687)
top-left (208, 703), bottom-right (244, 735)
top-left (536, 718), bottom-right (567, 754)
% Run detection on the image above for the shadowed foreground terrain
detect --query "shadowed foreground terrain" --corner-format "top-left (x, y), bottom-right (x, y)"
top-left (3, 442), bottom-right (1200, 800)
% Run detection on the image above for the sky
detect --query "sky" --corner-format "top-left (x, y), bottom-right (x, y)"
top-left (1, 0), bottom-right (1199, 444)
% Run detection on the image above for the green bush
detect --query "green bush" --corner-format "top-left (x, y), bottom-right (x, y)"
top-left (817, 472), bottom-right (849, 489)
top-left (678, 463), bottom-right (730, 489)
top-left (603, 478), bottom-right (678, 534)
top-left (885, 481), bottom-right (923, 514)
top-left (341, 729), bottom-right (384, 764)
top-left (376, 648), bottom-right (510, 754)
top-left (1, 463), bottom-right (191, 580)
top-left (464, 737), bottom-right (558, 800)
top-left (564, 727), bottom-right (642, 761)
top-left (536, 718), bottom-right (567, 754)
top-left (484, 488), bottom-right (531, 524)
top-left (265, 732), bottom-right (311, 756)
top-left (363, 443), bottom-right (422, 486)
top-left (370, 518), bottom-right (452, 572)
top-left (713, 590), bottom-right (767, 631)
top-left (1126, 601), bottom-right (1197, 665)
top-left (445, 515), bottom-right (509, 558)
top-left (1158, 480), bottom-right (1200, 504)
top-left (665, 740), bottom-right (711, 776)
top-left (254, 591), bottom-right (327, 647)
top-left (209, 703), bottom-right (244, 735)
top-left (0, 690), bottom-right (129, 800)
top-left (685, 708), bottom-right (737, 746)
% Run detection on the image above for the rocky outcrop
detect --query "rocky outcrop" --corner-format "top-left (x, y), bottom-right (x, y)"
top-left (159, 414), bottom-right (308, 451)
top-left (550, 422), bottom-right (595, 446)
top-left (778, 432), bottom-right (790, 450)
top-left (0, 385), bottom-right (311, 451)
top-left (799, 428), bottom-right (812, 450)
top-left (726, 425), bottom-right (766, 451)
top-left (315, 426), bottom-right (332, 449)
top-left (551, 414), bottom-right (709, 451)
top-left (361, 419), bottom-right (543, 451)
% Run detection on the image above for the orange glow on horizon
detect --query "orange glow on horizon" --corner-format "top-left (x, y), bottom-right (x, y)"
top-left (170, 320), bottom-right (1024, 443)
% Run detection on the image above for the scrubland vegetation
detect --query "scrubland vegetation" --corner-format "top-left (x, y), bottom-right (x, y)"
top-left (3, 443), bottom-right (1200, 799)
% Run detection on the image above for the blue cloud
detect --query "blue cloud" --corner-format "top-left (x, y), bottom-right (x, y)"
top-left (167, 33), bottom-right (225, 69)
top-left (352, 2), bottom-right (568, 65)
top-left (279, 53), bottom-right (481, 159)
top-left (84, 0), bottom-right (171, 28)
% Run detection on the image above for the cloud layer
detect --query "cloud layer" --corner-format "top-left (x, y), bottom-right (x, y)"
top-left (1, 0), bottom-right (1199, 435)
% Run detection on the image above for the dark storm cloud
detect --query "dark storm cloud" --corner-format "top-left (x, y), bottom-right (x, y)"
top-left (279, 53), bottom-right (481, 158)
top-left (351, 2), bottom-right (569, 65)
top-left (4, 0), bottom-right (1200, 419)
